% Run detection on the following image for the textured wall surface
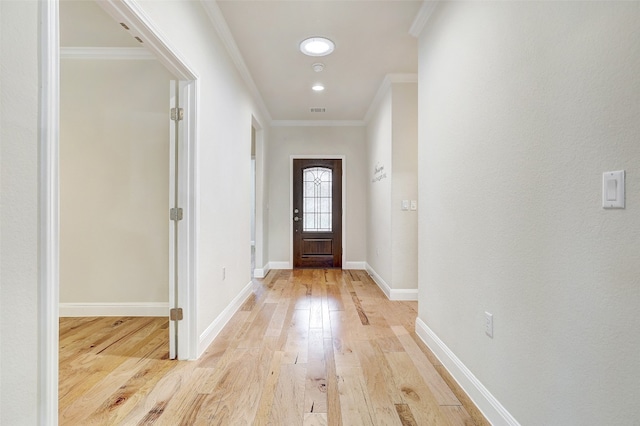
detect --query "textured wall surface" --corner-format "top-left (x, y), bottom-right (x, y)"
top-left (366, 90), bottom-right (393, 283)
top-left (391, 83), bottom-right (418, 290)
top-left (60, 59), bottom-right (173, 304)
top-left (127, 0), bottom-right (271, 340)
top-left (418, 2), bottom-right (640, 424)
top-left (0, 1), bottom-right (40, 424)
top-left (366, 82), bottom-right (418, 290)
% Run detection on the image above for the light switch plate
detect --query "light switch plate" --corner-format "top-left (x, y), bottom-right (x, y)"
top-left (401, 200), bottom-right (409, 211)
top-left (602, 170), bottom-right (625, 209)
top-left (410, 200), bottom-right (417, 211)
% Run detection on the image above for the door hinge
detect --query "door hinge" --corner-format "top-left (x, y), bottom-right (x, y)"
top-left (170, 207), bottom-right (183, 221)
top-left (170, 308), bottom-right (183, 321)
top-left (171, 107), bottom-right (184, 121)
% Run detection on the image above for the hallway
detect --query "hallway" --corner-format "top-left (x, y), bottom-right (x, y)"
top-left (59, 270), bottom-right (487, 425)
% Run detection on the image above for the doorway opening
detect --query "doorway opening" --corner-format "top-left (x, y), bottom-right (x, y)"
top-left (42, 0), bottom-right (199, 420)
top-left (59, 52), bottom-right (174, 314)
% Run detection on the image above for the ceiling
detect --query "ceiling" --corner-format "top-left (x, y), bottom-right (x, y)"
top-left (216, 1), bottom-right (422, 122)
top-left (60, 0), bottom-right (423, 123)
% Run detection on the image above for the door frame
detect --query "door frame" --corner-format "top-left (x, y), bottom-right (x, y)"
top-left (289, 155), bottom-right (346, 269)
top-left (40, 0), bottom-right (200, 422)
top-left (252, 116), bottom-right (266, 277)
top-left (168, 80), bottom-right (197, 360)
top-left (96, 1), bottom-right (200, 361)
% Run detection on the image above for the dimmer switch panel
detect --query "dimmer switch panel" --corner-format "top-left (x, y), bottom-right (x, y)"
top-left (602, 171), bottom-right (625, 209)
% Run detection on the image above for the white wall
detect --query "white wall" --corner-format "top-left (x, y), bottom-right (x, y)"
top-left (60, 59), bottom-right (173, 309)
top-left (267, 126), bottom-right (367, 267)
top-left (134, 1), bottom-right (270, 343)
top-left (391, 83), bottom-right (418, 290)
top-left (366, 81), bottom-right (418, 292)
top-left (0, 1), bottom-right (39, 424)
top-left (254, 124), bottom-right (269, 275)
top-left (251, 158), bottom-right (256, 244)
top-left (417, 2), bottom-right (640, 424)
top-left (366, 90), bottom-right (393, 282)
top-left (1, 0), bottom-right (271, 417)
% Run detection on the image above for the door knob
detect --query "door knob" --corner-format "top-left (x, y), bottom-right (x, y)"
top-left (294, 216), bottom-right (300, 222)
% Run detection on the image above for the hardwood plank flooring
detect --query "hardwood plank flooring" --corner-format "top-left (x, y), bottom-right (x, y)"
top-left (59, 270), bottom-right (489, 425)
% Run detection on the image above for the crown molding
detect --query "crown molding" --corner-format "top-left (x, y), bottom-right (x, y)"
top-left (363, 73), bottom-right (418, 124)
top-left (60, 47), bottom-right (155, 60)
top-left (271, 120), bottom-right (365, 127)
top-left (200, 0), bottom-right (273, 123)
top-left (409, 1), bottom-right (439, 38)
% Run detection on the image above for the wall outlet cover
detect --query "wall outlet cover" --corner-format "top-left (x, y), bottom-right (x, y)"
top-left (485, 312), bottom-right (493, 338)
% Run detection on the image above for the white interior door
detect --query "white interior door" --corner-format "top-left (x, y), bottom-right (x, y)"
top-left (169, 79), bottom-right (195, 360)
top-left (169, 81), bottom-right (179, 359)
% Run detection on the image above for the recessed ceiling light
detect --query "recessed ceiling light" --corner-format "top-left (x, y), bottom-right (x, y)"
top-left (300, 37), bottom-right (335, 57)
top-left (312, 84), bottom-right (325, 92)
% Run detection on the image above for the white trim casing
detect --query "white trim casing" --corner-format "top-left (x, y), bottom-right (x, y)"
top-left (265, 262), bottom-right (368, 273)
top-left (389, 289), bottom-right (419, 301)
top-left (415, 318), bottom-right (521, 426)
top-left (251, 115), bottom-right (266, 282)
top-left (366, 263), bottom-right (418, 301)
top-left (60, 47), bottom-right (155, 60)
top-left (268, 261), bottom-right (292, 270)
top-left (253, 263), bottom-right (271, 279)
top-left (198, 280), bottom-right (254, 356)
top-left (59, 303), bottom-right (170, 317)
top-left (366, 263), bottom-right (392, 299)
top-left (344, 261), bottom-right (367, 270)
top-left (39, 1), bottom-right (60, 423)
top-left (289, 155), bottom-right (347, 269)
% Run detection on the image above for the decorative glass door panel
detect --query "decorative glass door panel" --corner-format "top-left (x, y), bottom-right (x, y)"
top-left (303, 167), bottom-right (332, 232)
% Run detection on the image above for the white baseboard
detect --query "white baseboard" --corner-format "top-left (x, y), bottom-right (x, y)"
top-left (365, 263), bottom-right (418, 301)
top-left (269, 261), bottom-right (291, 270)
top-left (366, 263), bottom-right (391, 298)
top-left (389, 288), bottom-right (419, 301)
top-left (267, 261), bottom-right (365, 271)
top-left (254, 262), bottom-right (270, 279)
top-left (344, 261), bottom-right (366, 270)
top-left (198, 280), bottom-right (254, 356)
top-left (415, 318), bottom-right (520, 426)
top-left (59, 302), bottom-right (169, 317)
top-left (257, 261), bottom-right (366, 274)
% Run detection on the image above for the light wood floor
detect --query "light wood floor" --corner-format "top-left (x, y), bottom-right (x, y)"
top-left (59, 269), bottom-right (489, 425)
